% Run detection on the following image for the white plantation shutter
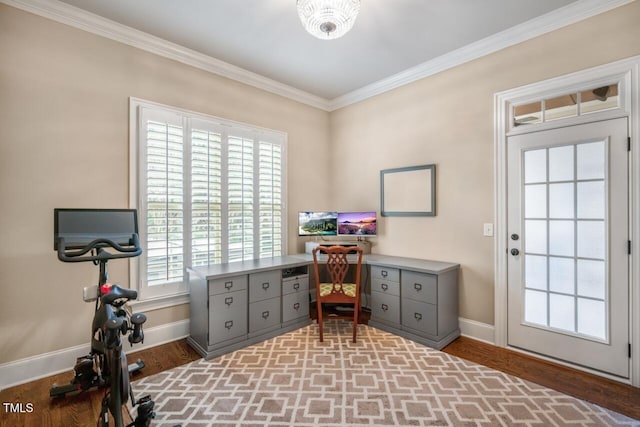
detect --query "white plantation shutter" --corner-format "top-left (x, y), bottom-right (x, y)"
top-left (133, 99), bottom-right (286, 300)
top-left (140, 109), bottom-right (185, 290)
top-left (259, 141), bottom-right (283, 258)
top-left (228, 135), bottom-right (254, 262)
top-left (191, 127), bottom-right (223, 266)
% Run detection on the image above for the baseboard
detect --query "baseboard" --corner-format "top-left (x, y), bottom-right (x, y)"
top-left (458, 317), bottom-right (495, 344)
top-left (0, 319), bottom-right (190, 391)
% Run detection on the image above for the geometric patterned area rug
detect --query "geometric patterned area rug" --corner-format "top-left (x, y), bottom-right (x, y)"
top-left (132, 321), bottom-right (640, 426)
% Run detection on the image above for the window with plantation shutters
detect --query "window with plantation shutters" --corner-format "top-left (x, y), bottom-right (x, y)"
top-left (131, 99), bottom-right (287, 302)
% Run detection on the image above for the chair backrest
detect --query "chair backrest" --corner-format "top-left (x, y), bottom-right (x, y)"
top-left (312, 245), bottom-right (363, 300)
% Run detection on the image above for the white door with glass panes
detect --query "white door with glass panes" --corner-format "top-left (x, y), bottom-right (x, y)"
top-left (507, 117), bottom-right (629, 378)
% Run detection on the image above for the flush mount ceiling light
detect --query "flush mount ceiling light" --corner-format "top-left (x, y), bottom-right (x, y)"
top-left (297, 0), bottom-right (361, 40)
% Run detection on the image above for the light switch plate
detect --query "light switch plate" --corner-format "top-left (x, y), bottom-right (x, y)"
top-left (483, 223), bottom-right (494, 237)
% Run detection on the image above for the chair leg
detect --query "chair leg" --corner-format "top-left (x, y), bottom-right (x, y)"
top-left (317, 300), bottom-right (324, 342)
top-left (352, 304), bottom-right (359, 343)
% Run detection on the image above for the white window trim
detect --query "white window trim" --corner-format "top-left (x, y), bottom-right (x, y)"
top-left (128, 97), bottom-right (288, 311)
top-left (494, 55), bottom-right (640, 386)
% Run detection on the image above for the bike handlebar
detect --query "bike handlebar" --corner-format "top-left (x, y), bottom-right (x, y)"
top-left (57, 234), bottom-right (142, 263)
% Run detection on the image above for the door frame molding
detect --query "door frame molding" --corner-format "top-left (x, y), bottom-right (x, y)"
top-left (494, 55), bottom-right (640, 386)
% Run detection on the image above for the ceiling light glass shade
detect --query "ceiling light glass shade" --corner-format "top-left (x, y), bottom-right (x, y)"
top-left (297, 0), bottom-right (361, 40)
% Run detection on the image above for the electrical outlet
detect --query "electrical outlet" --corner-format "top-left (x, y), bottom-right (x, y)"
top-left (483, 223), bottom-right (494, 237)
top-left (83, 285), bottom-right (99, 302)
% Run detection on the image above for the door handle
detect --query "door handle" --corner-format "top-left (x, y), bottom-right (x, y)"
top-left (511, 248), bottom-right (520, 256)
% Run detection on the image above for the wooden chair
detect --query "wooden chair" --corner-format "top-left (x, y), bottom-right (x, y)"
top-left (312, 245), bottom-right (364, 343)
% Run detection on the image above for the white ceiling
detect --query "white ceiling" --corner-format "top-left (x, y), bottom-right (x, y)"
top-left (12, 0), bottom-right (629, 108)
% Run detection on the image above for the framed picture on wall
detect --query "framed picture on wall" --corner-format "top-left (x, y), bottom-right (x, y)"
top-left (380, 164), bottom-right (436, 216)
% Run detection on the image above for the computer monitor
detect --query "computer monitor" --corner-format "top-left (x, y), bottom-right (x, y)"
top-left (337, 211), bottom-right (377, 236)
top-left (298, 211), bottom-right (338, 236)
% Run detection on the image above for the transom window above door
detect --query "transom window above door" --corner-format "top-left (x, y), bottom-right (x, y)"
top-left (513, 83), bottom-right (619, 127)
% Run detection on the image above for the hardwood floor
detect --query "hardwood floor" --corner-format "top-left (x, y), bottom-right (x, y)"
top-left (1, 317), bottom-right (638, 426)
top-left (0, 341), bottom-right (201, 427)
top-left (443, 336), bottom-right (640, 420)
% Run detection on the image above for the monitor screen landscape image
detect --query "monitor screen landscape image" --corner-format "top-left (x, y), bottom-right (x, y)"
top-left (298, 211), bottom-right (338, 236)
top-left (337, 212), bottom-right (377, 235)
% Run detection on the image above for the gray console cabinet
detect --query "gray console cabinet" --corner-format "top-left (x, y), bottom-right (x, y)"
top-left (367, 256), bottom-right (459, 350)
top-left (187, 257), bottom-right (311, 359)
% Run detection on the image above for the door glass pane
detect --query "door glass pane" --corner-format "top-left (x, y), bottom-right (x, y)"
top-left (577, 298), bottom-right (606, 340)
top-left (525, 255), bottom-right (547, 290)
top-left (525, 220), bottom-right (547, 254)
top-left (525, 289), bottom-right (547, 326)
top-left (549, 220), bottom-right (574, 257)
top-left (577, 221), bottom-right (605, 259)
top-left (524, 149), bottom-right (546, 183)
top-left (550, 294), bottom-right (575, 332)
top-left (577, 259), bottom-right (605, 299)
top-left (525, 184), bottom-right (546, 218)
top-left (577, 181), bottom-right (605, 219)
top-left (521, 140), bottom-right (610, 343)
top-left (548, 145), bottom-right (574, 182)
top-left (549, 257), bottom-right (574, 294)
top-left (577, 141), bottom-right (605, 180)
top-left (549, 183), bottom-right (574, 219)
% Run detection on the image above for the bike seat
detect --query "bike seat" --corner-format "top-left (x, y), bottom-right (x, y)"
top-left (101, 284), bottom-right (138, 305)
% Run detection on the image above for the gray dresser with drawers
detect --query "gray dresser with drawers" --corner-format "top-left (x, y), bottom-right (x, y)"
top-left (187, 257), bottom-right (311, 359)
top-left (367, 255), bottom-right (460, 350)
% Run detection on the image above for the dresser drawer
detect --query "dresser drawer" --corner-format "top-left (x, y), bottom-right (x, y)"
top-left (402, 298), bottom-right (437, 337)
top-left (249, 270), bottom-right (281, 303)
top-left (282, 291), bottom-right (309, 323)
top-left (249, 296), bottom-right (281, 333)
top-left (282, 276), bottom-right (309, 295)
top-left (209, 275), bottom-right (248, 296)
top-left (209, 290), bottom-right (247, 344)
top-left (371, 277), bottom-right (400, 296)
top-left (371, 265), bottom-right (400, 282)
top-left (401, 271), bottom-right (437, 304)
top-left (371, 291), bottom-right (400, 325)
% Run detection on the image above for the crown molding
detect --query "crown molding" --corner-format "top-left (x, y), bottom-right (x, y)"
top-left (329, 0), bottom-right (635, 110)
top-left (1, 0), bottom-right (633, 112)
top-left (1, 0), bottom-right (332, 111)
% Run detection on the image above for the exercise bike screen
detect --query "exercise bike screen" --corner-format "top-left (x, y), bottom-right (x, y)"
top-left (54, 208), bottom-right (138, 250)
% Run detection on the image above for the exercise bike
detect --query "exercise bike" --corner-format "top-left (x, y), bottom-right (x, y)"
top-left (50, 208), bottom-right (155, 427)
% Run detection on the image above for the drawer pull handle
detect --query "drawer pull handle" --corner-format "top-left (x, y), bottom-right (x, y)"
top-left (262, 282), bottom-right (270, 290)
top-left (293, 302), bottom-right (300, 310)
top-left (224, 281), bottom-right (233, 290)
top-left (381, 283), bottom-right (388, 291)
top-left (224, 320), bottom-right (233, 329)
top-left (414, 313), bottom-right (422, 321)
top-left (262, 310), bottom-right (270, 319)
top-left (381, 303), bottom-right (389, 311)
top-left (414, 283), bottom-right (422, 291)
top-left (381, 270), bottom-right (388, 278)
top-left (293, 282), bottom-right (300, 290)
top-left (225, 297), bottom-right (233, 306)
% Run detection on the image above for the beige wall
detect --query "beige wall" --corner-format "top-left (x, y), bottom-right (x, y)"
top-left (1, 2), bottom-right (639, 366)
top-left (329, 1), bottom-right (640, 325)
top-left (0, 4), bottom-right (330, 364)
